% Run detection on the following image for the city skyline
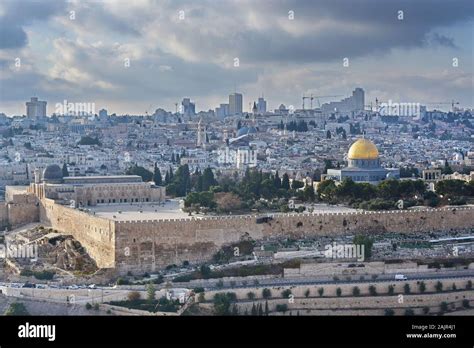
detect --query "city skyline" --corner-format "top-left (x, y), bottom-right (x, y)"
top-left (0, 0), bottom-right (473, 115)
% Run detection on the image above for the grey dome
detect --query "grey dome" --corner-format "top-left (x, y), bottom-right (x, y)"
top-left (43, 164), bottom-right (63, 182)
top-left (237, 126), bottom-right (257, 137)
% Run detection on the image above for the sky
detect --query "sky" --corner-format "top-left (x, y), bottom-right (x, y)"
top-left (0, 0), bottom-right (473, 116)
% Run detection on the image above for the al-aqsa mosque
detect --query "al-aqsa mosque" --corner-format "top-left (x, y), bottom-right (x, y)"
top-left (325, 138), bottom-right (400, 184)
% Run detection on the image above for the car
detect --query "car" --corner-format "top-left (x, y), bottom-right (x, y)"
top-left (36, 284), bottom-right (46, 289)
top-left (88, 284), bottom-right (96, 289)
top-left (22, 282), bottom-right (36, 288)
top-left (395, 274), bottom-right (408, 281)
top-left (68, 285), bottom-right (79, 290)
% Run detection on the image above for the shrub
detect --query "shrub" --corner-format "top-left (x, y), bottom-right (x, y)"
top-left (262, 288), bottom-right (272, 299)
top-left (462, 299), bottom-right (470, 308)
top-left (85, 302), bottom-right (92, 310)
top-left (318, 288), bottom-right (324, 297)
top-left (275, 304), bottom-right (288, 313)
top-left (352, 287), bottom-right (360, 296)
top-left (304, 289), bottom-right (310, 298)
top-left (440, 302), bottom-right (449, 312)
top-left (336, 288), bottom-right (342, 297)
top-left (404, 284), bottom-right (411, 294)
top-left (281, 289), bottom-right (292, 298)
top-left (247, 292), bottom-right (256, 300)
top-left (369, 285), bottom-right (377, 296)
top-left (127, 291), bottom-right (141, 302)
top-left (384, 309), bottom-right (394, 316)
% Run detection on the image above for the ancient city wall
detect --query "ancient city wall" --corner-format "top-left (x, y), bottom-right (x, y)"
top-left (39, 199), bottom-right (116, 268)
top-left (0, 204), bottom-right (8, 228)
top-left (114, 207), bottom-right (474, 274)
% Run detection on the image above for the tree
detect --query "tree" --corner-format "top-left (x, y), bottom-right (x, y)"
top-left (247, 292), bottom-right (256, 300)
top-left (384, 309), bottom-right (395, 316)
top-left (352, 286), bottom-right (360, 296)
top-left (435, 281), bottom-right (443, 292)
top-left (281, 174), bottom-right (290, 190)
top-left (304, 289), bottom-right (310, 298)
top-left (404, 284), bottom-right (411, 294)
top-left (62, 163), bottom-right (69, 177)
top-left (215, 192), bottom-right (242, 213)
top-left (153, 164), bottom-right (162, 186)
top-left (387, 285), bottom-right (395, 295)
top-left (303, 185), bottom-right (315, 201)
top-left (466, 280), bottom-right (472, 290)
top-left (369, 285), bottom-right (377, 296)
top-left (275, 304), bottom-right (288, 313)
top-left (405, 308), bottom-right (415, 316)
top-left (126, 165), bottom-right (153, 182)
top-left (281, 289), bottom-right (292, 298)
top-left (274, 171), bottom-right (281, 189)
top-left (336, 288), bottom-right (342, 297)
top-left (231, 304), bottom-right (239, 316)
top-left (265, 300), bottom-right (269, 316)
top-left (462, 299), bottom-right (470, 308)
top-left (251, 303), bottom-right (257, 316)
top-left (213, 293), bottom-right (236, 315)
top-left (326, 130), bottom-right (331, 139)
top-left (202, 167), bottom-right (217, 191)
top-left (353, 235), bottom-right (373, 259)
top-left (258, 303), bottom-right (263, 316)
top-left (147, 284), bottom-right (156, 301)
top-left (318, 288), bottom-right (324, 297)
top-left (440, 301), bottom-right (449, 312)
top-left (419, 281), bottom-right (426, 293)
top-left (262, 288), bottom-right (272, 299)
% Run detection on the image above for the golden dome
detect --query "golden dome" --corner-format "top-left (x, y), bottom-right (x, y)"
top-left (347, 138), bottom-right (379, 160)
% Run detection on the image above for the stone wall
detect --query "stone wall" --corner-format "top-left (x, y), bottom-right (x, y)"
top-left (39, 198), bottom-right (115, 269)
top-left (0, 204), bottom-right (8, 228)
top-left (114, 207), bottom-right (474, 274)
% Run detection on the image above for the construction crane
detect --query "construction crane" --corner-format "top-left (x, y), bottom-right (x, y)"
top-left (312, 95), bottom-right (343, 108)
top-left (302, 95), bottom-right (311, 110)
top-left (424, 100), bottom-right (459, 112)
top-left (145, 104), bottom-right (153, 116)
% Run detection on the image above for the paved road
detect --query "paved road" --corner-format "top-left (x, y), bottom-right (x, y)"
top-left (203, 269), bottom-right (474, 291)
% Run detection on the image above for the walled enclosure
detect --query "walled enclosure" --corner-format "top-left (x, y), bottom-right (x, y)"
top-left (4, 196), bottom-right (474, 274)
top-left (113, 207), bottom-right (474, 274)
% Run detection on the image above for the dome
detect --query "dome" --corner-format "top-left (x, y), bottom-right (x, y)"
top-left (347, 138), bottom-right (379, 160)
top-left (236, 126), bottom-right (257, 137)
top-left (43, 164), bottom-right (63, 182)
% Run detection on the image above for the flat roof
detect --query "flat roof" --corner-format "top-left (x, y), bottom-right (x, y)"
top-left (88, 200), bottom-right (199, 221)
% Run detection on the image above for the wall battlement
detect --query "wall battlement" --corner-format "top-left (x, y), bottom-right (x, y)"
top-left (4, 195), bottom-right (474, 275)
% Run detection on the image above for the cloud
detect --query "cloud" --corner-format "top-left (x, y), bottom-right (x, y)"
top-left (0, 0), bottom-right (472, 114)
top-left (0, 0), bottom-right (66, 49)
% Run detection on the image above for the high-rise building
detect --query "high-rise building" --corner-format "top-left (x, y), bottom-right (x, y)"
top-left (229, 93), bottom-right (243, 115)
top-left (352, 88), bottom-right (365, 112)
top-left (321, 88), bottom-right (365, 115)
top-left (181, 98), bottom-right (196, 117)
top-left (215, 103), bottom-right (229, 118)
top-left (26, 97), bottom-right (47, 118)
top-left (257, 97), bottom-right (267, 113)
